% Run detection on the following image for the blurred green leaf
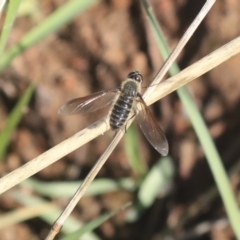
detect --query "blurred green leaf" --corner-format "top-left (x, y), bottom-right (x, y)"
top-left (0, 0), bottom-right (22, 56)
top-left (22, 178), bottom-right (137, 198)
top-left (60, 202), bottom-right (131, 240)
top-left (126, 157), bottom-right (174, 223)
top-left (0, 202), bottom-right (55, 229)
top-left (0, 83), bottom-right (35, 160)
top-left (138, 157), bottom-right (174, 208)
top-left (125, 124), bottom-right (147, 176)
top-left (9, 190), bottom-right (99, 240)
top-left (0, 0), bottom-right (98, 72)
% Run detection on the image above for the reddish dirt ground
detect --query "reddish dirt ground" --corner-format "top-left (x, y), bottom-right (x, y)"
top-left (0, 0), bottom-right (240, 239)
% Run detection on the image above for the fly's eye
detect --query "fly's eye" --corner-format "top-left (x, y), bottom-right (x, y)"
top-left (127, 71), bottom-right (143, 83)
top-left (127, 72), bottom-right (136, 79)
top-left (136, 74), bottom-right (143, 83)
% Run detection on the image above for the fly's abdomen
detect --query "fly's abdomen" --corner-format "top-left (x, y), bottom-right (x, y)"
top-left (110, 95), bottom-right (133, 130)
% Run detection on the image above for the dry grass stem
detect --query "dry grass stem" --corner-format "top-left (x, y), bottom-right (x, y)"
top-left (0, 35), bottom-right (240, 196)
top-left (45, 130), bottom-right (123, 240)
top-left (143, 0), bottom-right (215, 99)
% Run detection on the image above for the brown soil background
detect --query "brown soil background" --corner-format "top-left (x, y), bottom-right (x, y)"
top-left (0, 0), bottom-right (240, 239)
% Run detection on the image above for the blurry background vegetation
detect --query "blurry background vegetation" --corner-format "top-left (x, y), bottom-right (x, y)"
top-left (0, 0), bottom-right (240, 239)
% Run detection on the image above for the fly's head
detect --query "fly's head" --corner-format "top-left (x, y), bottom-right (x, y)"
top-left (122, 71), bottom-right (143, 97)
top-left (127, 70), bottom-right (143, 84)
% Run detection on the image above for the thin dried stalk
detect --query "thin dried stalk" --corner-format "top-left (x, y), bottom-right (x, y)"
top-left (143, 0), bottom-right (216, 99)
top-left (0, 36), bottom-right (240, 195)
top-left (45, 130), bottom-right (124, 240)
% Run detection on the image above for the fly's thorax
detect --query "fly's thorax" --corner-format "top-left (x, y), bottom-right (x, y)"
top-left (120, 79), bottom-right (141, 97)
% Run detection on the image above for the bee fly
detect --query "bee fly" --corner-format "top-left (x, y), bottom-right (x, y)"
top-left (58, 71), bottom-right (168, 156)
top-left (110, 71), bottom-right (143, 130)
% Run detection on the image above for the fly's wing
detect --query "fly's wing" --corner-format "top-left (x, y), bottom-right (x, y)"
top-left (136, 94), bottom-right (169, 156)
top-left (58, 88), bottom-right (120, 115)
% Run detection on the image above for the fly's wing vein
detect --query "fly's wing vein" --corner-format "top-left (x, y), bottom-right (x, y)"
top-left (136, 94), bottom-right (168, 156)
top-left (58, 88), bottom-right (120, 115)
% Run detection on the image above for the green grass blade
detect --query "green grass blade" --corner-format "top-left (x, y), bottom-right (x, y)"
top-left (60, 202), bottom-right (131, 240)
top-left (0, 0), bottom-right (22, 56)
top-left (138, 157), bottom-right (174, 208)
top-left (142, 1), bottom-right (240, 238)
top-left (22, 178), bottom-right (137, 198)
top-left (125, 124), bottom-right (147, 176)
top-left (0, 0), bottom-right (98, 72)
top-left (0, 202), bottom-right (56, 229)
top-left (9, 190), bottom-right (99, 240)
top-left (126, 157), bottom-right (174, 222)
top-left (9, 191), bottom-right (82, 232)
top-left (0, 83), bottom-right (35, 160)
